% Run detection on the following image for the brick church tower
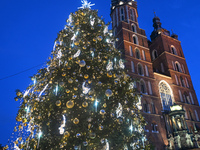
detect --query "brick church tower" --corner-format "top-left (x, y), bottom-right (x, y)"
top-left (110, 0), bottom-right (200, 149)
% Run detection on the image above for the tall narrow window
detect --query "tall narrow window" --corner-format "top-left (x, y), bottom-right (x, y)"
top-left (185, 77), bottom-right (189, 88)
top-left (172, 61), bottom-right (175, 70)
top-left (179, 90), bottom-right (183, 102)
top-left (129, 46), bottom-right (133, 56)
top-left (143, 101), bottom-right (149, 113)
top-left (189, 92), bottom-right (194, 104)
top-left (175, 75), bottom-right (179, 85)
top-left (159, 81), bottom-right (173, 111)
top-left (131, 61), bottom-right (135, 73)
top-left (175, 62), bottom-right (182, 72)
top-left (180, 76), bottom-right (185, 87)
top-left (131, 24), bottom-right (136, 32)
top-left (152, 50), bottom-right (158, 60)
top-left (113, 12), bottom-right (116, 27)
top-left (130, 9), bottom-right (135, 21)
top-left (142, 50), bottom-right (146, 60)
top-left (135, 49), bottom-right (140, 59)
top-left (133, 35), bottom-right (138, 44)
top-left (182, 64), bottom-right (186, 73)
top-left (140, 80), bottom-right (147, 94)
top-left (184, 108), bottom-right (188, 119)
top-left (152, 103), bottom-right (156, 114)
top-left (148, 81), bottom-right (152, 95)
top-left (145, 65), bottom-right (149, 76)
top-left (120, 8), bottom-right (125, 21)
top-left (137, 63), bottom-right (144, 76)
top-left (189, 110), bottom-right (194, 121)
top-left (161, 63), bottom-right (164, 73)
top-left (171, 45), bottom-right (177, 55)
top-left (195, 110), bottom-right (199, 121)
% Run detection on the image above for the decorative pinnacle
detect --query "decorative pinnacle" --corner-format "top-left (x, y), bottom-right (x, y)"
top-left (78, 0), bottom-right (95, 9)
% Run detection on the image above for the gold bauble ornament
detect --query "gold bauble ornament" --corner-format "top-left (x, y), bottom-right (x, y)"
top-left (93, 38), bottom-right (96, 42)
top-left (73, 118), bottom-right (79, 124)
top-left (88, 80), bottom-right (92, 84)
top-left (68, 78), bottom-right (73, 83)
top-left (22, 118), bottom-right (27, 123)
top-left (82, 102), bottom-right (88, 108)
top-left (84, 74), bottom-right (89, 79)
top-left (79, 60), bottom-right (86, 67)
top-left (16, 116), bottom-right (22, 122)
top-left (64, 131), bottom-right (70, 138)
top-left (66, 100), bottom-right (74, 109)
top-left (99, 125), bottom-right (103, 130)
top-left (83, 46), bottom-right (87, 49)
top-left (88, 123), bottom-right (91, 129)
top-left (107, 72), bottom-right (112, 78)
top-left (74, 42), bottom-right (79, 46)
top-left (103, 103), bottom-right (107, 108)
top-left (15, 98), bottom-right (18, 101)
top-left (100, 109), bottom-right (106, 115)
top-left (56, 100), bottom-right (61, 106)
top-left (86, 66), bottom-right (90, 69)
top-left (74, 87), bottom-right (78, 91)
top-left (105, 89), bottom-right (113, 97)
top-left (66, 89), bottom-right (70, 93)
top-left (16, 91), bottom-right (22, 97)
top-left (67, 66), bottom-right (71, 70)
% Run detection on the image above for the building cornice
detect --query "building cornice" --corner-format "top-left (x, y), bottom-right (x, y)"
top-left (125, 55), bottom-right (152, 65)
top-left (154, 72), bottom-right (172, 79)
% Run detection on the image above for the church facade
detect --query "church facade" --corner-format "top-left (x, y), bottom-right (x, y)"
top-left (110, 0), bottom-right (200, 149)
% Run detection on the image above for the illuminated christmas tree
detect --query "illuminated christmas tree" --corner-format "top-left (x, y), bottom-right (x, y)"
top-left (6, 1), bottom-right (148, 149)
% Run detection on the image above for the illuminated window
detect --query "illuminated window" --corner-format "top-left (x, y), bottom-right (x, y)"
top-left (159, 81), bottom-right (173, 111)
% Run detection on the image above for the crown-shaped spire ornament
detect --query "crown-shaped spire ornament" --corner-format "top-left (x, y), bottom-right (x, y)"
top-left (78, 0), bottom-right (95, 9)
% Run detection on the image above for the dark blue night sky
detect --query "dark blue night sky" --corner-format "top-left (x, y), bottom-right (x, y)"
top-left (0, 0), bottom-right (200, 146)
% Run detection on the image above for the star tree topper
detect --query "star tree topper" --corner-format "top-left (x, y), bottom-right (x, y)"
top-left (78, 0), bottom-right (95, 9)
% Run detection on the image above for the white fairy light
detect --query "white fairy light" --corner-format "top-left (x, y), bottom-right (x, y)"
top-left (105, 139), bottom-right (109, 150)
top-left (23, 88), bottom-right (31, 98)
top-left (59, 115), bottom-right (66, 135)
top-left (67, 14), bottom-right (73, 26)
top-left (129, 120), bottom-right (133, 133)
top-left (129, 82), bottom-right (135, 90)
top-left (91, 51), bottom-right (94, 59)
top-left (82, 82), bottom-right (90, 94)
top-left (78, 0), bottom-right (95, 9)
top-left (37, 129), bottom-right (42, 148)
top-left (57, 50), bottom-right (62, 59)
top-left (90, 16), bottom-right (95, 26)
top-left (55, 85), bottom-right (58, 96)
top-left (136, 96), bottom-right (142, 110)
top-left (119, 59), bottom-right (125, 69)
top-left (94, 100), bottom-right (99, 112)
top-left (39, 84), bottom-right (49, 97)
top-left (73, 50), bottom-right (81, 58)
top-left (106, 60), bottom-right (113, 71)
top-left (116, 103), bottom-right (123, 118)
top-left (104, 26), bottom-right (108, 34)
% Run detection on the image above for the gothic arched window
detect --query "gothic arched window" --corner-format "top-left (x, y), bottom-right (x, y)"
top-left (175, 62), bottom-right (182, 72)
top-left (135, 49), bottom-right (140, 59)
top-left (180, 76), bottom-right (185, 87)
top-left (140, 80), bottom-right (147, 94)
top-left (137, 63), bottom-right (144, 76)
top-left (133, 35), bottom-right (138, 44)
top-left (171, 45), bottom-right (177, 55)
top-left (159, 81), bottom-right (173, 111)
top-left (132, 24), bottom-right (136, 32)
